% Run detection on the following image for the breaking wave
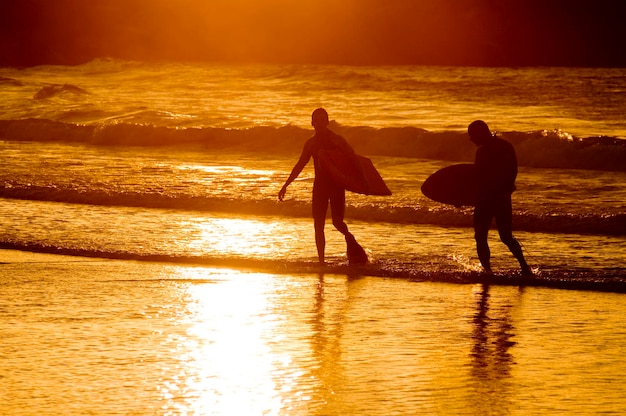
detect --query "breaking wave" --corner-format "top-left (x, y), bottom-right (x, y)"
top-left (33, 83), bottom-right (91, 100)
top-left (1, 118), bottom-right (625, 171)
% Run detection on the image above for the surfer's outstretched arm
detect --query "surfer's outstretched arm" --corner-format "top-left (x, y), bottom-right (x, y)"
top-left (278, 141), bottom-right (313, 201)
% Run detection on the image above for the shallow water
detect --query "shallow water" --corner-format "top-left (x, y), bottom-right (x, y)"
top-left (1, 255), bottom-right (624, 415)
top-left (0, 141), bottom-right (624, 234)
top-left (1, 198), bottom-right (625, 275)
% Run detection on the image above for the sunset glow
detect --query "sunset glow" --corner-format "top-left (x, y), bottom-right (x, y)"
top-left (2, 1), bottom-right (623, 67)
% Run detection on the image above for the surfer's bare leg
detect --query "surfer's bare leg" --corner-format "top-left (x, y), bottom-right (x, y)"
top-left (314, 218), bottom-right (326, 264)
top-left (475, 231), bottom-right (492, 273)
top-left (312, 185), bottom-right (329, 264)
top-left (329, 188), bottom-right (351, 237)
top-left (499, 232), bottom-right (531, 274)
top-left (329, 188), bottom-right (368, 263)
top-left (501, 235), bottom-right (532, 275)
top-left (473, 203), bottom-right (493, 273)
top-left (495, 198), bottom-right (532, 275)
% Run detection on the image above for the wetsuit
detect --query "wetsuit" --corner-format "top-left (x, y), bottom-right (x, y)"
top-left (473, 136), bottom-right (525, 269)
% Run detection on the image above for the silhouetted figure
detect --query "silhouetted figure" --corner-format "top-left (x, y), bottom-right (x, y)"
top-left (279, 108), bottom-right (368, 265)
top-left (468, 120), bottom-right (532, 275)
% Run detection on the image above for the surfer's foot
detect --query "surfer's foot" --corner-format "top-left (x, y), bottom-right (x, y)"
top-left (521, 265), bottom-right (533, 276)
top-left (345, 234), bottom-right (368, 265)
top-left (348, 257), bottom-right (368, 266)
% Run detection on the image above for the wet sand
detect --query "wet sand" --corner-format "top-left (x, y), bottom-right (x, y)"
top-left (2, 249), bottom-right (626, 415)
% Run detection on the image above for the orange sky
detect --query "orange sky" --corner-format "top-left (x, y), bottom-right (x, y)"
top-left (1, 0), bottom-right (624, 67)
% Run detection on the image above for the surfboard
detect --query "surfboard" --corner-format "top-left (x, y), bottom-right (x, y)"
top-left (318, 150), bottom-right (392, 196)
top-left (421, 163), bottom-right (477, 206)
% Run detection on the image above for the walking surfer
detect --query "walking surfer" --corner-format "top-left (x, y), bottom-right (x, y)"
top-left (278, 108), bottom-right (368, 265)
top-left (468, 120), bottom-right (532, 275)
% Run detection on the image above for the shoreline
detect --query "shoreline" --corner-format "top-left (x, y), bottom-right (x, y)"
top-left (2, 247), bottom-right (625, 294)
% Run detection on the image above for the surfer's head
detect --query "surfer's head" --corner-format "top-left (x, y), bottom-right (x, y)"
top-left (468, 120), bottom-right (493, 146)
top-left (311, 108), bottom-right (329, 130)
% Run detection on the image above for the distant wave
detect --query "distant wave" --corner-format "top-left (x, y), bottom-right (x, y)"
top-left (0, 76), bottom-right (23, 86)
top-left (1, 240), bottom-right (625, 293)
top-left (1, 185), bottom-right (624, 236)
top-left (33, 84), bottom-right (91, 100)
top-left (0, 118), bottom-right (625, 171)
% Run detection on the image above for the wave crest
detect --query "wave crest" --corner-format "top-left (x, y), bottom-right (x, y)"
top-left (0, 119), bottom-right (624, 171)
top-left (33, 84), bottom-right (90, 100)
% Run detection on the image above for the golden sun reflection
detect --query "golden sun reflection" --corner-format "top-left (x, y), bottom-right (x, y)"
top-left (160, 267), bottom-right (313, 415)
top-left (186, 217), bottom-right (284, 258)
top-left (178, 164), bottom-right (277, 182)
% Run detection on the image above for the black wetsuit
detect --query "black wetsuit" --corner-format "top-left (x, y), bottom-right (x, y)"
top-left (473, 137), bottom-right (525, 269)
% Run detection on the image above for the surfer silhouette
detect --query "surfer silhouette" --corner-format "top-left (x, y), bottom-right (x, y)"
top-left (278, 108), bottom-right (368, 265)
top-left (468, 120), bottom-right (532, 275)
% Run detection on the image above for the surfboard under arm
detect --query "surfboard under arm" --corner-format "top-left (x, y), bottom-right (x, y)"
top-left (318, 150), bottom-right (392, 196)
top-left (421, 163), bottom-right (477, 206)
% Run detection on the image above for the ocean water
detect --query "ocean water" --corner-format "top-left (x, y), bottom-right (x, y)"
top-left (1, 60), bottom-right (625, 414)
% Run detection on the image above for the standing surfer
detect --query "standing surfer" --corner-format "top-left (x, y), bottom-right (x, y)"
top-left (468, 120), bottom-right (532, 275)
top-left (278, 108), bottom-right (368, 265)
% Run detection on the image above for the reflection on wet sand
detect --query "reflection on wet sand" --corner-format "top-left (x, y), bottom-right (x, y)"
top-left (309, 272), bottom-right (367, 414)
top-left (468, 284), bottom-right (520, 414)
top-left (309, 273), bottom-right (347, 411)
top-left (132, 269), bottom-right (626, 415)
top-left (3, 257), bottom-right (623, 415)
